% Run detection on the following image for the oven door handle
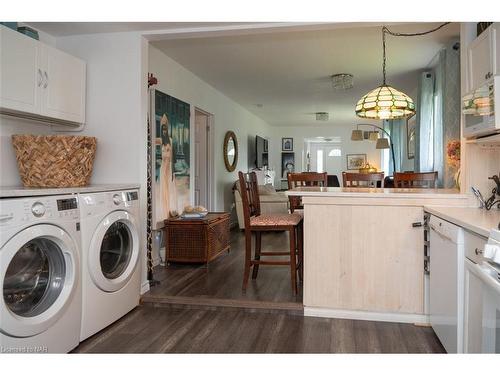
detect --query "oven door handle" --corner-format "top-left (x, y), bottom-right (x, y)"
top-left (466, 258), bottom-right (500, 295)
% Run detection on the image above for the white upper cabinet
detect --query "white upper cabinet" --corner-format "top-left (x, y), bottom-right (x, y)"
top-left (40, 44), bottom-right (86, 123)
top-left (467, 24), bottom-right (498, 91)
top-left (0, 25), bottom-right (41, 114)
top-left (0, 26), bottom-right (86, 125)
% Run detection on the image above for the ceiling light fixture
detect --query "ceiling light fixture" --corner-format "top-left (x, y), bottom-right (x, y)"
top-left (355, 23), bottom-right (450, 120)
top-left (315, 112), bottom-right (329, 121)
top-left (331, 73), bottom-right (354, 90)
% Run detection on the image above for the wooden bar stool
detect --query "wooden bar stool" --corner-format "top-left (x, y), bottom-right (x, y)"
top-left (238, 171), bottom-right (303, 295)
top-left (393, 172), bottom-right (438, 188)
top-left (287, 172), bottom-right (327, 213)
top-left (342, 171), bottom-right (385, 188)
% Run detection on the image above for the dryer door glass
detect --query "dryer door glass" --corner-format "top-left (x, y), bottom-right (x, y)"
top-left (3, 238), bottom-right (66, 317)
top-left (100, 221), bottom-right (132, 279)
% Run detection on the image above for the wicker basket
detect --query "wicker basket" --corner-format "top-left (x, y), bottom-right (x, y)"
top-left (11, 134), bottom-right (97, 187)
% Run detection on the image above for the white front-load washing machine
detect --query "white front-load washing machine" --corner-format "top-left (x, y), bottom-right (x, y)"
top-left (0, 195), bottom-right (81, 353)
top-left (78, 189), bottom-right (141, 341)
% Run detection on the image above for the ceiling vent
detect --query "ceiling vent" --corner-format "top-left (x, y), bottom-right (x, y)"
top-left (331, 73), bottom-right (354, 90)
top-left (315, 112), bottom-right (329, 121)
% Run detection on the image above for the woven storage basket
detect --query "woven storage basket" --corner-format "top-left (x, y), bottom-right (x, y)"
top-left (11, 135), bottom-right (97, 187)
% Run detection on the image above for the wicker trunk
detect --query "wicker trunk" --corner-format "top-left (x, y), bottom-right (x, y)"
top-left (164, 212), bottom-right (231, 265)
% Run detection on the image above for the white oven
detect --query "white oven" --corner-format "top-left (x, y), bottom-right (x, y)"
top-left (464, 229), bottom-right (500, 353)
top-left (462, 76), bottom-right (500, 139)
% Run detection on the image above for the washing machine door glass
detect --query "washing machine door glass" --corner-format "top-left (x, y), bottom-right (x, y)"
top-left (100, 221), bottom-right (132, 279)
top-left (3, 238), bottom-right (66, 317)
top-left (0, 224), bottom-right (78, 338)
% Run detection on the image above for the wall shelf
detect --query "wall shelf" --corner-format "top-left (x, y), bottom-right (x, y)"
top-left (466, 133), bottom-right (500, 148)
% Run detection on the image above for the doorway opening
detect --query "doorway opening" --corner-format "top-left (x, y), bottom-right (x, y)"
top-left (194, 108), bottom-right (214, 210)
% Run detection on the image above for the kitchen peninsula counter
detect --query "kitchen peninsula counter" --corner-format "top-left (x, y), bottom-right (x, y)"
top-left (285, 187), bottom-right (470, 323)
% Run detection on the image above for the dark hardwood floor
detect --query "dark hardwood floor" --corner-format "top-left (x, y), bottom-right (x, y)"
top-left (73, 305), bottom-right (446, 353)
top-left (142, 229), bottom-right (303, 310)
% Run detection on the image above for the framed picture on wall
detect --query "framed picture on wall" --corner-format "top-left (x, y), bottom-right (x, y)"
top-left (282, 137), bottom-right (293, 151)
top-left (281, 152), bottom-right (295, 179)
top-left (346, 154), bottom-right (366, 170)
top-left (407, 115), bottom-right (416, 160)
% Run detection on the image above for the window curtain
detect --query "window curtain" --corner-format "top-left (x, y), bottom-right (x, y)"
top-left (383, 119), bottom-right (405, 175)
top-left (414, 49), bottom-right (446, 187)
top-left (415, 71), bottom-right (435, 173)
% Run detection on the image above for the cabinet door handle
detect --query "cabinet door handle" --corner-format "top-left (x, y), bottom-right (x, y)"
top-left (475, 247), bottom-right (483, 255)
top-left (43, 71), bottom-right (48, 88)
top-left (37, 69), bottom-right (43, 87)
top-left (412, 222), bottom-right (423, 227)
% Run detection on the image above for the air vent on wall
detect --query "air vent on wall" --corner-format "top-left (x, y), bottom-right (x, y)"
top-left (315, 112), bottom-right (329, 121)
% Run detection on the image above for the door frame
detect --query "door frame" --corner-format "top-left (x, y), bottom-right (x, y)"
top-left (193, 107), bottom-right (215, 211)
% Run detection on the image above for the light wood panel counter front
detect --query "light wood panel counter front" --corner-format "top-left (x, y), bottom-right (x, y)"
top-left (286, 187), bottom-right (470, 323)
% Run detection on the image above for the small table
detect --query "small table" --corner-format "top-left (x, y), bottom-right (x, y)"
top-left (163, 212), bottom-right (231, 266)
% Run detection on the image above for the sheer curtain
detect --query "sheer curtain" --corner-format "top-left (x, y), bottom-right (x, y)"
top-left (414, 49), bottom-right (446, 187)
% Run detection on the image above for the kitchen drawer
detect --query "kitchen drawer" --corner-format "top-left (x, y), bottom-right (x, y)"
top-left (464, 230), bottom-right (488, 263)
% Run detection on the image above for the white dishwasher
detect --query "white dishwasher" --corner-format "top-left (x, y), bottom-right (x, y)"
top-left (429, 215), bottom-right (465, 353)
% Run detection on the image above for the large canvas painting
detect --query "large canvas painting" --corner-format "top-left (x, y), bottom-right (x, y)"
top-left (154, 90), bottom-right (190, 227)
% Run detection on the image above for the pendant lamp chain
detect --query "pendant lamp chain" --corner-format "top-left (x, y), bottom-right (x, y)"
top-left (380, 23), bottom-right (450, 86)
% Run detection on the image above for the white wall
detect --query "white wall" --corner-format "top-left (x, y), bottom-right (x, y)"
top-left (149, 45), bottom-right (271, 221)
top-left (56, 32), bottom-right (150, 293)
top-left (0, 116), bottom-right (55, 186)
top-left (270, 124), bottom-right (383, 186)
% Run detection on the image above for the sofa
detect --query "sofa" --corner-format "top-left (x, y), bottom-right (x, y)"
top-left (234, 183), bottom-right (289, 229)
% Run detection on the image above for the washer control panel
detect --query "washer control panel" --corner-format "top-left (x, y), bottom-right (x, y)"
top-left (0, 195), bottom-right (79, 227)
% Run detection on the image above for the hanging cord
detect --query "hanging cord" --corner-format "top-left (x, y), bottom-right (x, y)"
top-left (382, 23), bottom-right (451, 85)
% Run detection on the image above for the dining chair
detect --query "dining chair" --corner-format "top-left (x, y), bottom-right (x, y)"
top-left (342, 172), bottom-right (385, 188)
top-left (287, 172), bottom-right (328, 213)
top-left (238, 171), bottom-right (303, 294)
top-left (393, 171), bottom-right (438, 188)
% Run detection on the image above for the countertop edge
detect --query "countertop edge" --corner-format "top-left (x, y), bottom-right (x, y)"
top-left (424, 206), bottom-right (498, 238)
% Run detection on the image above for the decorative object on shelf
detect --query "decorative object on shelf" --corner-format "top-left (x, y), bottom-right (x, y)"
top-left (351, 123), bottom-right (397, 173)
top-left (223, 131), bottom-right (238, 172)
top-left (359, 162), bottom-right (378, 174)
top-left (355, 23), bottom-right (450, 120)
top-left (154, 90), bottom-right (191, 227)
top-left (346, 153), bottom-right (367, 170)
top-left (11, 135), bottom-right (96, 187)
top-left (282, 137), bottom-right (293, 151)
top-left (406, 116), bottom-right (416, 159)
top-left (281, 152), bottom-right (295, 178)
top-left (446, 139), bottom-right (461, 189)
top-left (331, 73), bottom-right (354, 90)
top-left (16, 26), bottom-right (39, 40)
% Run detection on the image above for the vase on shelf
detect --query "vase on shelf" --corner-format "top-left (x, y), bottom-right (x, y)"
top-left (454, 168), bottom-right (461, 190)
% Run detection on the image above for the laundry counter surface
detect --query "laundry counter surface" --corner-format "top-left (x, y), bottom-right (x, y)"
top-left (424, 205), bottom-right (500, 238)
top-left (0, 184), bottom-right (141, 198)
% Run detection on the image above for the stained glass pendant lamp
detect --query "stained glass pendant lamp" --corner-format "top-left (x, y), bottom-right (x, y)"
top-left (355, 26), bottom-right (416, 120)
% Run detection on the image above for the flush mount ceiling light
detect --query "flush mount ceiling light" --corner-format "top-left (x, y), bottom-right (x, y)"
top-left (355, 23), bottom-right (450, 120)
top-left (315, 112), bottom-right (329, 121)
top-left (331, 73), bottom-right (354, 90)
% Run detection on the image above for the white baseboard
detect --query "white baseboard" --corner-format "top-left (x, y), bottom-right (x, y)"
top-left (140, 281), bottom-right (150, 295)
top-left (304, 306), bottom-right (430, 324)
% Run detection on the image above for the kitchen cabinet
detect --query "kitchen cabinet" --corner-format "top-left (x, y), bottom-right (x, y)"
top-left (467, 24), bottom-right (498, 91)
top-left (304, 204), bottom-right (424, 315)
top-left (0, 26), bottom-right (86, 125)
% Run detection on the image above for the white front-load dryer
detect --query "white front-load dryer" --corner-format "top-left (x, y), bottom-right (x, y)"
top-left (0, 195), bottom-right (81, 353)
top-left (78, 190), bottom-right (141, 341)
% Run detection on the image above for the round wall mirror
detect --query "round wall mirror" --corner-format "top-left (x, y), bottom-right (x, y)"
top-left (223, 131), bottom-right (238, 172)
